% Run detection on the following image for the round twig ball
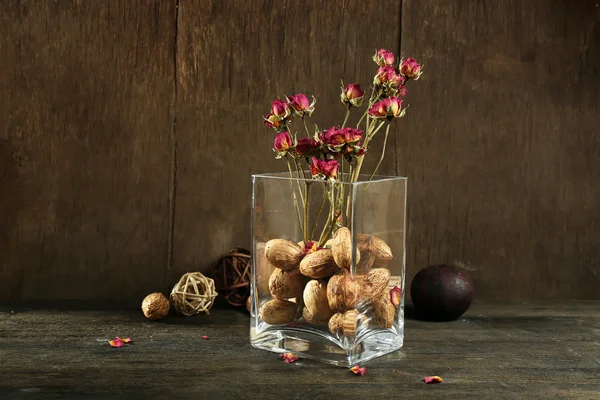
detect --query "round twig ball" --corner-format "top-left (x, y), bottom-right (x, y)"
top-left (141, 292), bottom-right (170, 320)
top-left (170, 272), bottom-right (218, 316)
top-left (213, 248), bottom-right (251, 307)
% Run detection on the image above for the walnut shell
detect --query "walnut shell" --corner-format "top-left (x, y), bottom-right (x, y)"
top-left (357, 234), bottom-right (393, 267)
top-left (299, 249), bottom-right (340, 279)
top-left (303, 280), bottom-right (333, 324)
top-left (328, 309), bottom-right (359, 337)
top-left (331, 227), bottom-right (360, 271)
top-left (362, 268), bottom-right (391, 301)
top-left (255, 242), bottom-right (276, 295)
top-left (265, 239), bottom-right (305, 272)
top-left (371, 291), bottom-right (396, 329)
top-left (259, 299), bottom-right (297, 325)
top-left (327, 271), bottom-right (362, 312)
top-left (141, 292), bottom-right (170, 320)
top-left (269, 268), bottom-right (305, 299)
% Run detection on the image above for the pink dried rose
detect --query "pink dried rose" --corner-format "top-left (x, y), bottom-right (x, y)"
top-left (264, 113), bottom-right (284, 131)
top-left (424, 376), bottom-right (443, 384)
top-left (287, 94), bottom-right (315, 117)
top-left (390, 286), bottom-right (402, 307)
top-left (368, 97), bottom-right (405, 120)
top-left (350, 365), bottom-right (366, 376)
top-left (374, 66), bottom-right (404, 86)
top-left (295, 137), bottom-right (319, 157)
top-left (319, 126), bottom-right (346, 148)
top-left (400, 57), bottom-right (423, 80)
top-left (303, 241), bottom-right (323, 254)
top-left (271, 99), bottom-right (291, 119)
top-left (310, 158), bottom-right (339, 181)
top-left (373, 49), bottom-right (395, 66)
top-left (340, 83), bottom-right (364, 108)
top-left (273, 131), bottom-right (294, 158)
top-left (279, 353), bottom-right (299, 363)
top-left (342, 127), bottom-right (363, 144)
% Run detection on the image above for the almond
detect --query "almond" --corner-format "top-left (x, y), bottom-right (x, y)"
top-left (299, 248), bottom-right (340, 279)
top-left (303, 279), bottom-right (333, 324)
top-left (302, 307), bottom-right (329, 325)
top-left (269, 268), bottom-right (305, 299)
top-left (371, 291), bottom-right (396, 329)
top-left (259, 299), bottom-right (297, 325)
top-left (328, 312), bottom-right (343, 335)
top-left (265, 239), bottom-right (305, 272)
top-left (327, 271), bottom-right (362, 312)
top-left (331, 227), bottom-right (360, 271)
top-left (255, 242), bottom-right (276, 295)
top-left (357, 234), bottom-right (393, 267)
top-left (362, 268), bottom-right (391, 301)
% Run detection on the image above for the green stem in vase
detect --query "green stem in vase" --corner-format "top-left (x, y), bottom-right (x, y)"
top-left (303, 181), bottom-right (311, 243)
top-left (341, 109), bottom-right (351, 129)
top-left (369, 123), bottom-right (391, 181)
top-left (310, 183), bottom-right (328, 240)
top-left (285, 156), bottom-right (304, 233)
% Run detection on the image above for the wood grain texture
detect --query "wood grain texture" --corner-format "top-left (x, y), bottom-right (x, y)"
top-left (173, 1), bottom-right (402, 280)
top-left (399, 0), bottom-right (600, 299)
top-left (0, 1), bottom-right (177, 304)
top-left (1, 302), bottom-right (599, 399)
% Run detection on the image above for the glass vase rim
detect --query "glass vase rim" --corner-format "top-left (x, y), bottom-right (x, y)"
top-left (252, 171), bottom-right (407, 185)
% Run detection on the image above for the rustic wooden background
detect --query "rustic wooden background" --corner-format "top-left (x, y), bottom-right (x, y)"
top-left (1, 0), bottom-right (598, 306)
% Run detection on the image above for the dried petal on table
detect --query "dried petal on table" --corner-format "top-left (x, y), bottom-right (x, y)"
top-left (279, 353), bottom-right (299, 363)
top-left (116, 337), bottom-right (131, 343)
top-left (201, 335), bottom-right (209, 340)
top-left (108, 338), bottom-right (124, 348)
top-left (350, 366), bottom-right (366, 376)
top-left (423, 376), bottom-right (443, 384)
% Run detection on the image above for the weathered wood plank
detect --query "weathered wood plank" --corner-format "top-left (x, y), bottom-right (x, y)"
top-left (1, 302), bottom-right (599, 399)
top-left (399, 0), bottom-right (600, 299)
top-left (0, 1), bottom-right (177, 304)
top-left (173, 0), bottom-right (402, 280)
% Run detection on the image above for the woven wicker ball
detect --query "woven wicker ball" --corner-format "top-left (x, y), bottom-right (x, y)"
top-left (141, 292), bottom-right (170, 320)
top-left (213, 248), bottom-right (251, 308)
top-left (170, 272), bottom-right (218, 316)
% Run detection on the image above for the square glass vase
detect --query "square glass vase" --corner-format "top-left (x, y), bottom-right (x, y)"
top-left (250, 172), bottom-right (407, 367)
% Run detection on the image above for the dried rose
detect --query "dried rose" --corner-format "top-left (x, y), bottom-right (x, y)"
top-left (287, 94), bottom-right (315, 117)
top-left (279, 352), bottom-right (299, 363)
top-left (273, 131), bottom-right (294, 159)
top-left (295, 137), bottom-right (320, 157)
top-left (303, 241), bottom-right (323, 254)
top-left (271, 99), bottom-right (291, 119)
top-left (310, 158), bottom-right (339, 181)
top-left (424, 376), bottom-right (443, 384)
top-left (342, 128), bottom-right (363, 144)
top-left (319, 127), bottom-right (347, 151)
top-left (350, 365), bottom-right (366, 376)
top-left (373, 49), bottom-right (395, 66)
top-left (368, 97), bottom-right (405, 120)
top-left (340, 83), bottom-right (364, 108)
top-left (400, 57), bottom-right (423, 80)
top-left (264, 113), bottom-right (285, 131)
top-left (374, 66), bottom-right (404, 87)
top-left (390, 286), bottom-right (402, 307)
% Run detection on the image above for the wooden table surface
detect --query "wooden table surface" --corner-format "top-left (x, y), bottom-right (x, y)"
top-left (1, 302), bottom-right (599, 399)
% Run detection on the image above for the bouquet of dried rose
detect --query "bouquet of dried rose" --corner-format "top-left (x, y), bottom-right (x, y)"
top-left (263, 49), bottom-right (423, 245)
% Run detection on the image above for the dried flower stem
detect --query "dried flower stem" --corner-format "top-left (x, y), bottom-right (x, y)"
top-left (285, 156), bottom-right (304, 230)
top-left (310, 183), bottom-right (328, 239)
top-left (368, 123), bottom-right (390, 180)
top-left (341, 109), bottom-right (351, 129)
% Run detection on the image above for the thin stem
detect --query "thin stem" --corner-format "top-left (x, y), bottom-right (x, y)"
top-left (369, 120), bottom-right (387, 138)
top-left (356, 109), bottom-right (368, 128)
top-left (369, 124), bottom-right (390, 180)
top-left (303, 182), bottom-right (311, 243)
top-left (288, 155), bottom-right (305, 205)
top-left (285, 156), bottom-right (304, 232)
top-left (310, 183), bottom-right (328, 240)
top-left (302, 117), bottom-right (311, 138)
top-left (341, 109), bottom-right (351, 129)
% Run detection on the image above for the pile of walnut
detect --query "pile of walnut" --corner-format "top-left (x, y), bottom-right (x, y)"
top-left (258, 227), bottom-right (398, 338)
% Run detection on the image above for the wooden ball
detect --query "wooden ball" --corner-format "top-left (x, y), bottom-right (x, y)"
top-left (142, 292), bottom-right (170, 320)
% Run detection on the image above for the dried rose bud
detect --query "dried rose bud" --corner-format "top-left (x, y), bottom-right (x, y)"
top-left (273, 131), bottom-right (294, 159)
top-left (373, 49), bottom-right (395, 66)
top-left (374, 66), bottom-right (404, 86)
top-left (310, 158), bottom-right (339, 181)
top-left (368, 97), bottom-right (405, 120)
top-left (271, 99), bottom-right (291, 119)
top-left (390, 286), bottom-right (402, 307)
top-left (400, 57), bottom-right (423, 80)
top-left (287, 94), bottom-right (316, 117)
top-left (295, 137), bottom-right (319, 157)
top-left (342, 128), bottom-right (363, 144)
top-left (340, 83), bottom-right (364, 108)
top-left (264, 113), bottom-right (285, 131)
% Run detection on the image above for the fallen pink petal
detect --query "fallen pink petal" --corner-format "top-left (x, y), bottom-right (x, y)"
top-left (116, 337), bottom-right (131, 343)
top-left (108, 339), bottom-right (123, 348)
top-left (201, 335), bottom-right (209, 340)
top-left (279, 353), bottom-right (299, 363)
top-left (350, 366), bottom-right (366, 376)
top-left (424, 376), bottom-right (443, 384)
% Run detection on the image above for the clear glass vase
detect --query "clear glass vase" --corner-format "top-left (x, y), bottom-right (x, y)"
top-left (249, 172), bottom-right (407, 367)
